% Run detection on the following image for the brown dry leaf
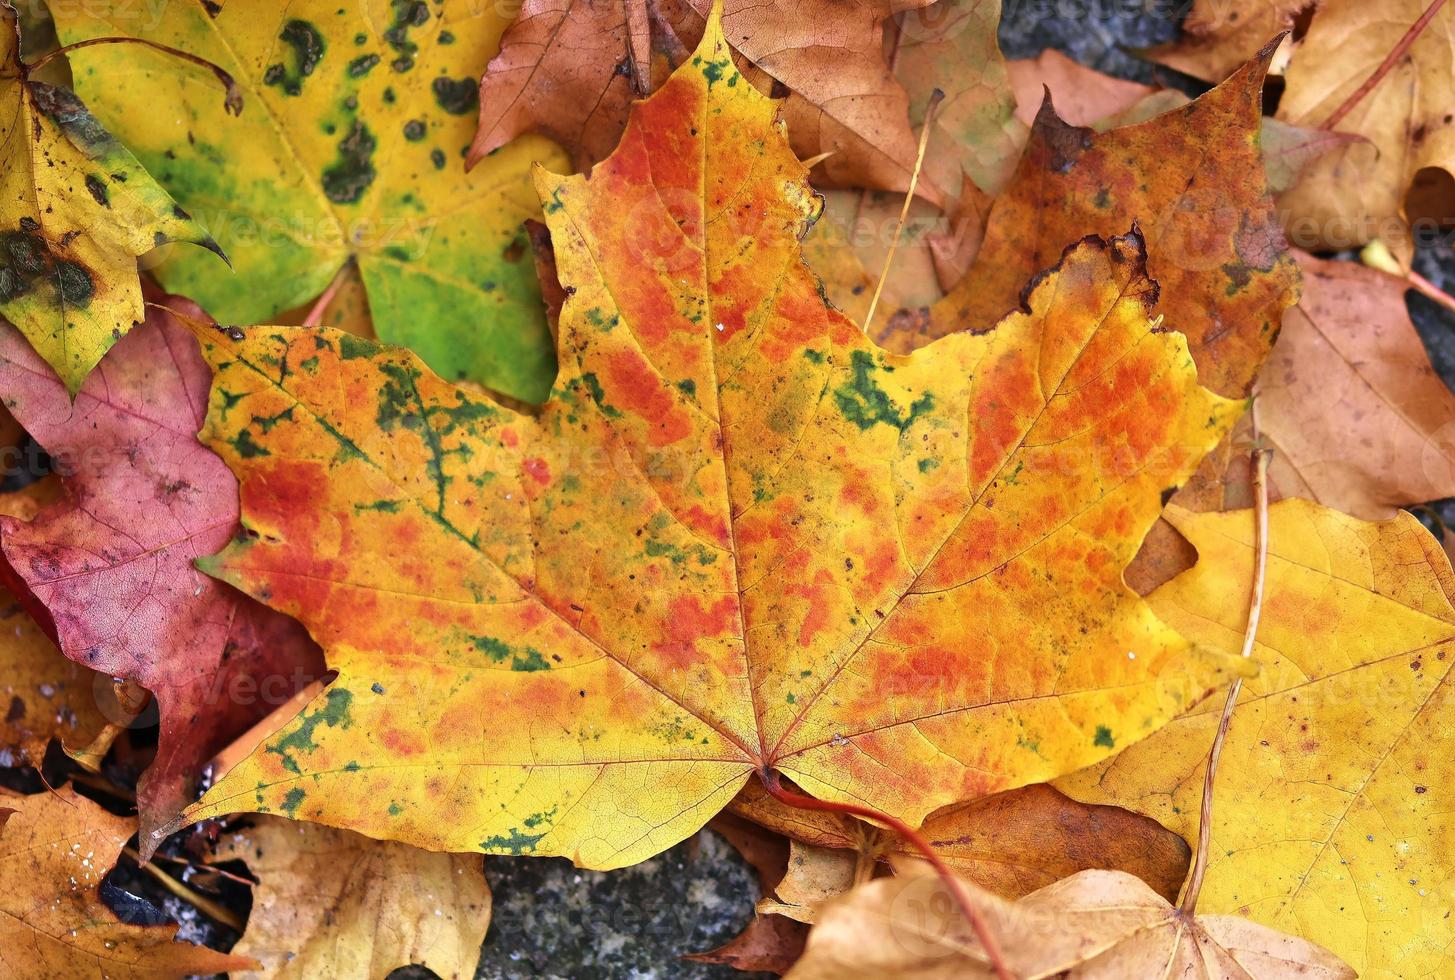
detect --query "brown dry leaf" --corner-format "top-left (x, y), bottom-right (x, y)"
top-left (215, 817), bottom-right (491, 980)
top-left (689, 813), bottom-right (810, 974)
top-left (757, 841), bottom-right (859, 924)
top-left (1148, 0), bottom-right (1308, 81)
top-left (477, 0), bottom-right (948, 203)
top-left (730, 781), bottom-right (1190, 903)
top-left (784, 864), bottom-right (1354, 979)
top-left (1127, 247), bottom-right (1455, 595)
top-left (1275, 0), bottom-right (1455, 252)
top-left (884, 0), bottom-right (1024, 197)
top-left (0, 786), bottom-right (254, 977)
top-left (1248, 250), bottom-right (1455, 518)
top-left (891, 42), bottom-right (1299, 398)
top-left (687, 913), bottom-right (808, 974)
top-left (470, 0), bottom-right (650, 171)
top-left (1261, 119), bottom-right (1366, 196)
top-left (1006, 49), bottom-right (1156, 128)
top-left (670, 0), bottom-right (949, 204)
top-left (804, 188), bottom-right (947, 326)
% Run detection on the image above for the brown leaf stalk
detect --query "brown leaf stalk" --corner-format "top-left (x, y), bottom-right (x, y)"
top-left (760, 769), bottom-right (1013, 979)
top-left (1179, 446), bottom-right (1271, 917)
top-left (122, 846), bottom-right (246, 931)
top-left (1320, 0), bottom-right (1448, 131)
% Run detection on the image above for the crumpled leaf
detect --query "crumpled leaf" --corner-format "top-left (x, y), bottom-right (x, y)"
top-left (52, 0), bottom-right (570, 402)
top-left (216, 816), bottom-right (491, 980)
top-left (0, 299), bottom-right (323, 853)
top-left (0, 480), bottom-right (106, 768)
top-left (0, 3), bottom-right (222, 394)
top-left (731, 780), bottom-right (1191, 902)
top-left (1062, 500), bottom-right (1455, 978)
top-left (784, 863), bottom-right (1353, 979)
top-left (0, 785), bottom-right (255, 978)
top-left (757, 839), bottom-right (858, 923)
top-left (887, 41), bottom-right (1299, 398)
top-left (181, 11), bottom-right (1240, 870)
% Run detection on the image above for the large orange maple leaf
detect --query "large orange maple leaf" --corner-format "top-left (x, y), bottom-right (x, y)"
top-left (182, 11), bottom-right (1243, 868)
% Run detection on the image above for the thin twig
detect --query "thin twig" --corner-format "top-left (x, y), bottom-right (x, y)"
top-left (1180, 448), bottom-right (1271, 917)
top-left (862, 89), bottom-right (944, 336)
top-left (122, 847), bottom-right (247, 932)
top-left (760, 770), bottom-right (1013, 980)
top-left (27, 37), bottom-right (244, 115)
top-left (151, 850), bottom-right (256, 886)
top-left (1320, 0), bottom-right (1448, 131)
top-left (1409, 270), bottom-right (1455, 317)
top-left (1360, 240), bottom-right (1455, 316)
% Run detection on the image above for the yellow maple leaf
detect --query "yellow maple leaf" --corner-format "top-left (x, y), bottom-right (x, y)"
top-left (1061, 499), bottom-right (1455, 977)
top-left (0, 4), bottom-right (223, 393)
top-left (180, 8), bottom-right (1243, 869)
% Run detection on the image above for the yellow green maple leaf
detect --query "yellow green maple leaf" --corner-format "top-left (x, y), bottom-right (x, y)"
top-left (181, 10), bottom-right (1244, 870)
top-left (0, 4), bottom-right (222, 393)
top-left (1060, 499), bottom-right (1455, 978)
top-left (52, 0), bottom-right (568, 402)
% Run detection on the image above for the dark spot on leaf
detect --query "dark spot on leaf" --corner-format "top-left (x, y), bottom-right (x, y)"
top-left (279, 786), bottom-right (307, 817)
top-left (264, 20), bottom-right (326, 97)
top-left (833, 350), bottom-right (933, 431)
top-left (84, 174), bottom-right (109, 208)
top-left (431, 76), bottom-right (478, 115)
top-left (348, 53), bottom-right (380, 77)
top-left (402, 119), bottom-right (426, 141)
top-left (321, 120), bottom-right (377, 204)
top-left (384, 0), bottom-right (430, 72)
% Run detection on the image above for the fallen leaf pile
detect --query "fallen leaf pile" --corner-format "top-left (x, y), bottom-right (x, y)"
top-left (0, 0), bottom-right (1452, 976)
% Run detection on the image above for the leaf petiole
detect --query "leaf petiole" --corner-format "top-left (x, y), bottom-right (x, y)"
top-left (1178, 446), bottom-right (1271, 917)
top-left (758, 768), bottom-right (1013, 979)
